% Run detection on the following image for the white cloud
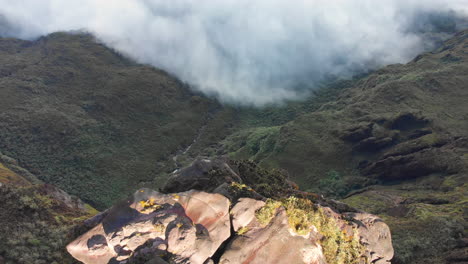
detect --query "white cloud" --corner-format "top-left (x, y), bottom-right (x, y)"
top-left (1, 0), bottom-right (467, 105)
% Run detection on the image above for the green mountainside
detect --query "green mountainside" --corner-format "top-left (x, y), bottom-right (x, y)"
top-left (0, 32), bottom-right (224, 208)
top-left (0, 30), bottom-right (467, 263)
top-left (0, 152), bottom-right (98, 264)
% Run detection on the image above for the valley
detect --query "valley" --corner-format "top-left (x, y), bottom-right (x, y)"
top-left (0, 30), bottom-right (467, 263)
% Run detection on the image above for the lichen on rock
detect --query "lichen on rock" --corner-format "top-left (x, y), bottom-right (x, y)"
top-left (67, 159), bottom-right (393, 264)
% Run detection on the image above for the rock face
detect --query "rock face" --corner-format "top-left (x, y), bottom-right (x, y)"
top-left (221, 198), bottom-right (327, 264)
top-left (343, 213), bottom-right (394, 264)
top-left (68, 159), bottom-right (394, 264)
top-left (163, 159), bottom-right (242, 194)
top-left (67, 189), bottom-right (231, 264)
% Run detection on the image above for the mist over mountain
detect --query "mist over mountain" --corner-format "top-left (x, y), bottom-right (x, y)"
top-left (1, 0), bottom-right (467, 105)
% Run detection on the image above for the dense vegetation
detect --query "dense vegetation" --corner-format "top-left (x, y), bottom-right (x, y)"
top-left (167, 30), bottom-right (468, 263)
top-left (0, 158), bottom-right (97, 264)
top-left (0, 33), bottom-right (222, 209)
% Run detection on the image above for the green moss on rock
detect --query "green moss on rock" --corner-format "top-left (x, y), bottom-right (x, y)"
top-left (255, 197), bottom-right (365, 264)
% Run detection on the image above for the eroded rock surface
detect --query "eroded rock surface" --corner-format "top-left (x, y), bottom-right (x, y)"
top-left (221, 198), bottom-right (327, 264)
top-left (68, 159), bottom-right (394, 264)
top-left (67, 189), bottom-right (231, 264)
top-left (343, 213), bottom-right (394, 264)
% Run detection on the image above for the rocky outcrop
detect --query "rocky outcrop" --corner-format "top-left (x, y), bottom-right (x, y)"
top-left (337, 110), bottom-right (467, 183)
top-left (67, 189), bottom-right (231, 264)
top-left (343, 213), bottom-right (394, 264)
top-left (68, 159), bottom-right (393, 264)
top-left (360, 134), bottom-right (465, 181)
top-left (221, 198), bottom-right (327, 264)
top-left (163, 158), bottom-right (242, 194)
top-left (163, 158), bottom-right (298, 201)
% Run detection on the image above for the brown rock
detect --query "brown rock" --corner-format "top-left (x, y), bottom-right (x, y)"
top-left (344, 213), bottom-right (394, 264)
top-left (67, 189), bottom-right (231, 264)
top-left (163, 159), bottom-right (242, 193)
top-left (66, 224), bottom-right (116, 264)
top-left (230, 198), bottom-right (265, 232)
top-left (220, 198), bottom-right (327, 264)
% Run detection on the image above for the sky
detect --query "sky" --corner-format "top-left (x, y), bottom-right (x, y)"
top-left (1, 0), bottom-right (467, 105)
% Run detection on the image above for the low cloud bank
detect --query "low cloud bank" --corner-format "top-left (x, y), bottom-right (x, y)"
top-left (1, 0), bottom-right (467, 105)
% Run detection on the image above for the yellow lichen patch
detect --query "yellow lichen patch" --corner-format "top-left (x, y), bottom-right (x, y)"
top-left (255, 199), bottom-right (282, 227)
top-left (153, 223), bottom-right (165, 233)
top-left (171, 194), bottom-right (180, 200)
top-left (139, 198), bottom-right (161, 213)
top-left (230, 182), bottom-right (254, 191)
top-left (0, 162), bottom-right (31, 186)
top-left (283, 197), bottom-right (365, 263)
top-left (139, 198), bottom-right (155, 207)
top-left (236, 226), bottom-right (250, 235)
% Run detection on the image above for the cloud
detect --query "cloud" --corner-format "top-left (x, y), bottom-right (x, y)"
top-left (1, 0), bottom-right (467, 105)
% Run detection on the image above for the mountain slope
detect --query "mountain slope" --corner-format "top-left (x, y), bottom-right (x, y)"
top-left (0, 32), bottom-right (225, 209)
top-left (199, 30), bottom-right (468, 263)
top-left (0, 30), bottom-right (467, 263)
top-left (0, 151), bottom-right (98, 264)
top-left (214, 30), bottom-right (468, 186)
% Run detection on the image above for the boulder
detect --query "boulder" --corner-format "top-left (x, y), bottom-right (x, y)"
top-left (163, 158), bottom-right (297, 200)
top-left (68, 159), bottom-right (394, 264)
top-left (68, 189), bottom-right (394, 264)
top-left (343, 213), bottom-right (394, 264)
top-left (163, 159), bottom-right (242, 193)
top-left (67, 189), bottom-right (231, 264)
top-left (221, 198), bottom-right (327, 264)
top-left (230, 198), bottom-right (265, 231)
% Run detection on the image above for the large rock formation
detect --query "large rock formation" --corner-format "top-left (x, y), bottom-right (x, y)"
top-left (68, 159), bottom-right (393, 264)
top-left (221, 198), bottom-right (328, 264)
top-left (68, 189), bottom-right (231, 264)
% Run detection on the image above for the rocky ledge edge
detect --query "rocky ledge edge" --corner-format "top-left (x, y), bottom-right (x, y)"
top-left (67, 159), bottom-right (394, 264)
